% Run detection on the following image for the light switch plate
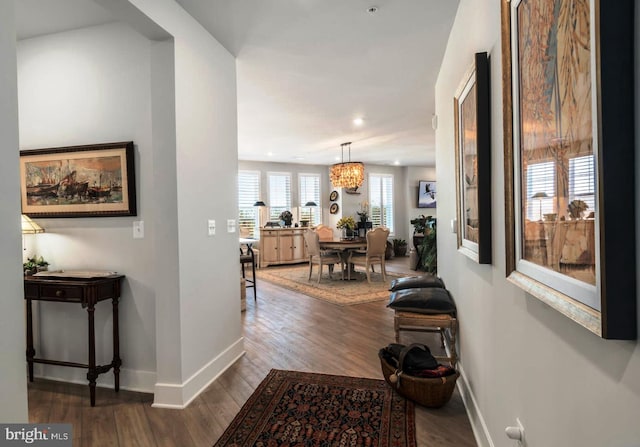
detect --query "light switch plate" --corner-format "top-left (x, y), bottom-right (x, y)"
top-left (208, 220), bottom-right (215, 236)
top-left (133, 221), bottom-right (144, 239)
top-left (227, 219), bottom-right (236, 233)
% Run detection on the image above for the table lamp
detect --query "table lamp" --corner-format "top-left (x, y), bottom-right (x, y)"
top-left (304, 201), bottom-right (317, 226)
top-left (531, 192), bottom-right (548, 221)
top-left (253, 201), bottom-right (267, 229)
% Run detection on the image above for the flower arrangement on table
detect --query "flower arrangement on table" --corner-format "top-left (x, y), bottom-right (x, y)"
top-left (279, 210), bottom-right (293, 226)
top-left (336, 216), bottom-right (356, 230)
top-left (356, 201), bottom-right (369, 223)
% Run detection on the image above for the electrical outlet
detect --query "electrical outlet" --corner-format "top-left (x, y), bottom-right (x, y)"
top-left (208, 220), bottom-right (215, 236)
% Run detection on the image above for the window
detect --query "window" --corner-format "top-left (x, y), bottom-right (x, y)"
top-left (569, 155), bottom-right (595, 213)
top-left (525, 161), bottom-right (555, 221)
top-left (299, 174), bottom-right (321, 226)
top-left (238, 171), bottom-right (260, 238)
top-left (268, 172), bottom-right (291, 221)
top-left (369, 173), bottom-right (394, 232)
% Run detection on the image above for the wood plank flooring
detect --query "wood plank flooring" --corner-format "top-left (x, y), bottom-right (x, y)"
top-left (27, 257), bottom-right (477, 446)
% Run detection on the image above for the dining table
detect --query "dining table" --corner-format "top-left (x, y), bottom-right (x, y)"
top-left (319, 238), bottom-right (368, 280)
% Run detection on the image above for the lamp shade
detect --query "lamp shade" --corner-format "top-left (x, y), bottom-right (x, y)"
top-left (330, 162), bottom-right (365, 188)
top-left (531, 192), bottom-right (549, 199)
top-left (21, 215), bottom-right (45, 234)
top-left (330, 141), bottom-right (365, 189)
top-left (304, 201), bottom-right (318, 207)
top-left (253, 201), bottom-right (266, 207)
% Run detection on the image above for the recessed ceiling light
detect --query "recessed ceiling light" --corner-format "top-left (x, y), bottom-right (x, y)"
top-left (367, 6), bottom-right (378, 14)
top-left (294, 156), bottom-right (305, 160)
top-left (394, 160), bottom-right (400, 166)
top-left (353, 118), bottom-right (364, 126)
top-left (267, 152), bottom-right (273, 156)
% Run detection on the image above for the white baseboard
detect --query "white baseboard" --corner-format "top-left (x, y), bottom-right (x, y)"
top-left (457, 362), bottom-right (495, 447)
top-left (152, 337), bottom-right (245, 409)
top-left (35, 365), bottom-right (156, 394)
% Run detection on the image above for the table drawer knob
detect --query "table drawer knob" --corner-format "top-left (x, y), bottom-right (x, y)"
top-left (55, 290), bottom-right (65, 297)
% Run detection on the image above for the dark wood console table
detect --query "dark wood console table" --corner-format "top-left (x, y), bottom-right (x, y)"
top-left (24, 274), bottom-right (125, 407)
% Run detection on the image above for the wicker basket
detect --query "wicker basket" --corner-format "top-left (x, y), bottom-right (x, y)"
top-left (379, 352), bottom-right (459, 408)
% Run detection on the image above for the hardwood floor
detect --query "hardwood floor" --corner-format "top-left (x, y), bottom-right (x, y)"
top-left (27, 257), bottom-right (477, 446)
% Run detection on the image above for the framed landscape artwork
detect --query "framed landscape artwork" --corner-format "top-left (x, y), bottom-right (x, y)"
top-left (501, 0), bottom-right (635, 338)
top-left (454, 52), bottom-right (492, 264)
top-left (20, 141), bottom-right (137, 218)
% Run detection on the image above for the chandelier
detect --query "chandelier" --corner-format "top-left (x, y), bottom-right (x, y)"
top-left (330, 142), bottom-right (364, 189)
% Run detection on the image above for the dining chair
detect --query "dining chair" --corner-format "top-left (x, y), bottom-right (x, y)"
top-left (303, 230), bottom-right (344, 283)
top-left (347, 227), bottom-right (390, 282)
top-left (315, 224), bottom-right (335, 241)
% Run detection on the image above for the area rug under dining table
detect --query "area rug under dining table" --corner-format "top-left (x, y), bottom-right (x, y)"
top-left (213, 369), bottom-right (416, 447)
top-left (256, 265), bottom-right (403, 305)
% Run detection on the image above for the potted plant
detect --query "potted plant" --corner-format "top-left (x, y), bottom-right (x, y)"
top-left (336, 216), bottom-right (356, 240)
top-left (23, 256), bottom-right (49, 276)
top-left (279, 210), bottom-right (293, 227)
top-left (417, 218), bottom-right (437, 273)
top-left (410, 214), bottom-right (434, 249)
top-left (392, 238), bottom-right (408, 257)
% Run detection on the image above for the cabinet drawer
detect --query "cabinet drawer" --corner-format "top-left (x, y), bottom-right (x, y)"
top-left (39, 285), bottom-right (84, 301)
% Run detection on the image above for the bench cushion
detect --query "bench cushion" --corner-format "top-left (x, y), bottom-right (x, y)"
top-left (389, 274), bottom-right (445, 291)
top-left (387, 287), bottom-right (456, 315)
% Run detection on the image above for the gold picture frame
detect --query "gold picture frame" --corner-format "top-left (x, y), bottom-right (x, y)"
top-left (20, 141), bottom-right (137, 218)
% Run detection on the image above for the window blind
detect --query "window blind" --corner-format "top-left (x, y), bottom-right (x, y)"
top-left (299, 173), bottom-right (321, 226)
top-left (268, 172), bottom-right (292, 221)
top-left (525, 161), bottom-right (555, 220)
top-left (369, 173), bottom-right (394, 232)
top-left (238, 171), bottom-right (260, 238)
top-left (569, 155), bottom-right (595, 214)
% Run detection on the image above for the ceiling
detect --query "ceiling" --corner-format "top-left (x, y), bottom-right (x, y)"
top-left (15, 0), bottom-right (460, 167)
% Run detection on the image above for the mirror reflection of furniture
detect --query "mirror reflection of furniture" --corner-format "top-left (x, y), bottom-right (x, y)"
top-left (347, 227), bottom-right (390, 282)
top-left (303, 230), bottom-right (344, 283)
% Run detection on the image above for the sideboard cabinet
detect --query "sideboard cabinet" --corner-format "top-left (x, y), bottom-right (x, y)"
top-left (260, 228), bottom-right (308, 267)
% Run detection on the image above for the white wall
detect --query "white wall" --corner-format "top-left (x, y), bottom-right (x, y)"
top-left (18, 22), bottom-right (158, 392)
top-left (15, 0), bottom-right (243, 409)
top-left (0, 0), bottom-right (29, 422)
top-left (127, 0), bottom-right (243, 407)
top-left (436, 0), bottom-right (640, 446)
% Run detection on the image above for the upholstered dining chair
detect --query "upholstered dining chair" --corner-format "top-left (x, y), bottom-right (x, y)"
top-left (303, 230), bottom-right (344, 283)
top-left (347, 227), bottom-right (390, 282)
top-left (314, 224), bottom-right (334, 241)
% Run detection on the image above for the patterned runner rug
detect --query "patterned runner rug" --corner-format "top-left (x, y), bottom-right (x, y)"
top-left (214, 369), bottom-right (416, 447)
top-left (256, 265), bottom-right (403, 306)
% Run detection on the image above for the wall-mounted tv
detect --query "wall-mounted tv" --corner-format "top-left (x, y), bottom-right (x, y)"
top-left (418, 181), bottom-right (436, 208)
